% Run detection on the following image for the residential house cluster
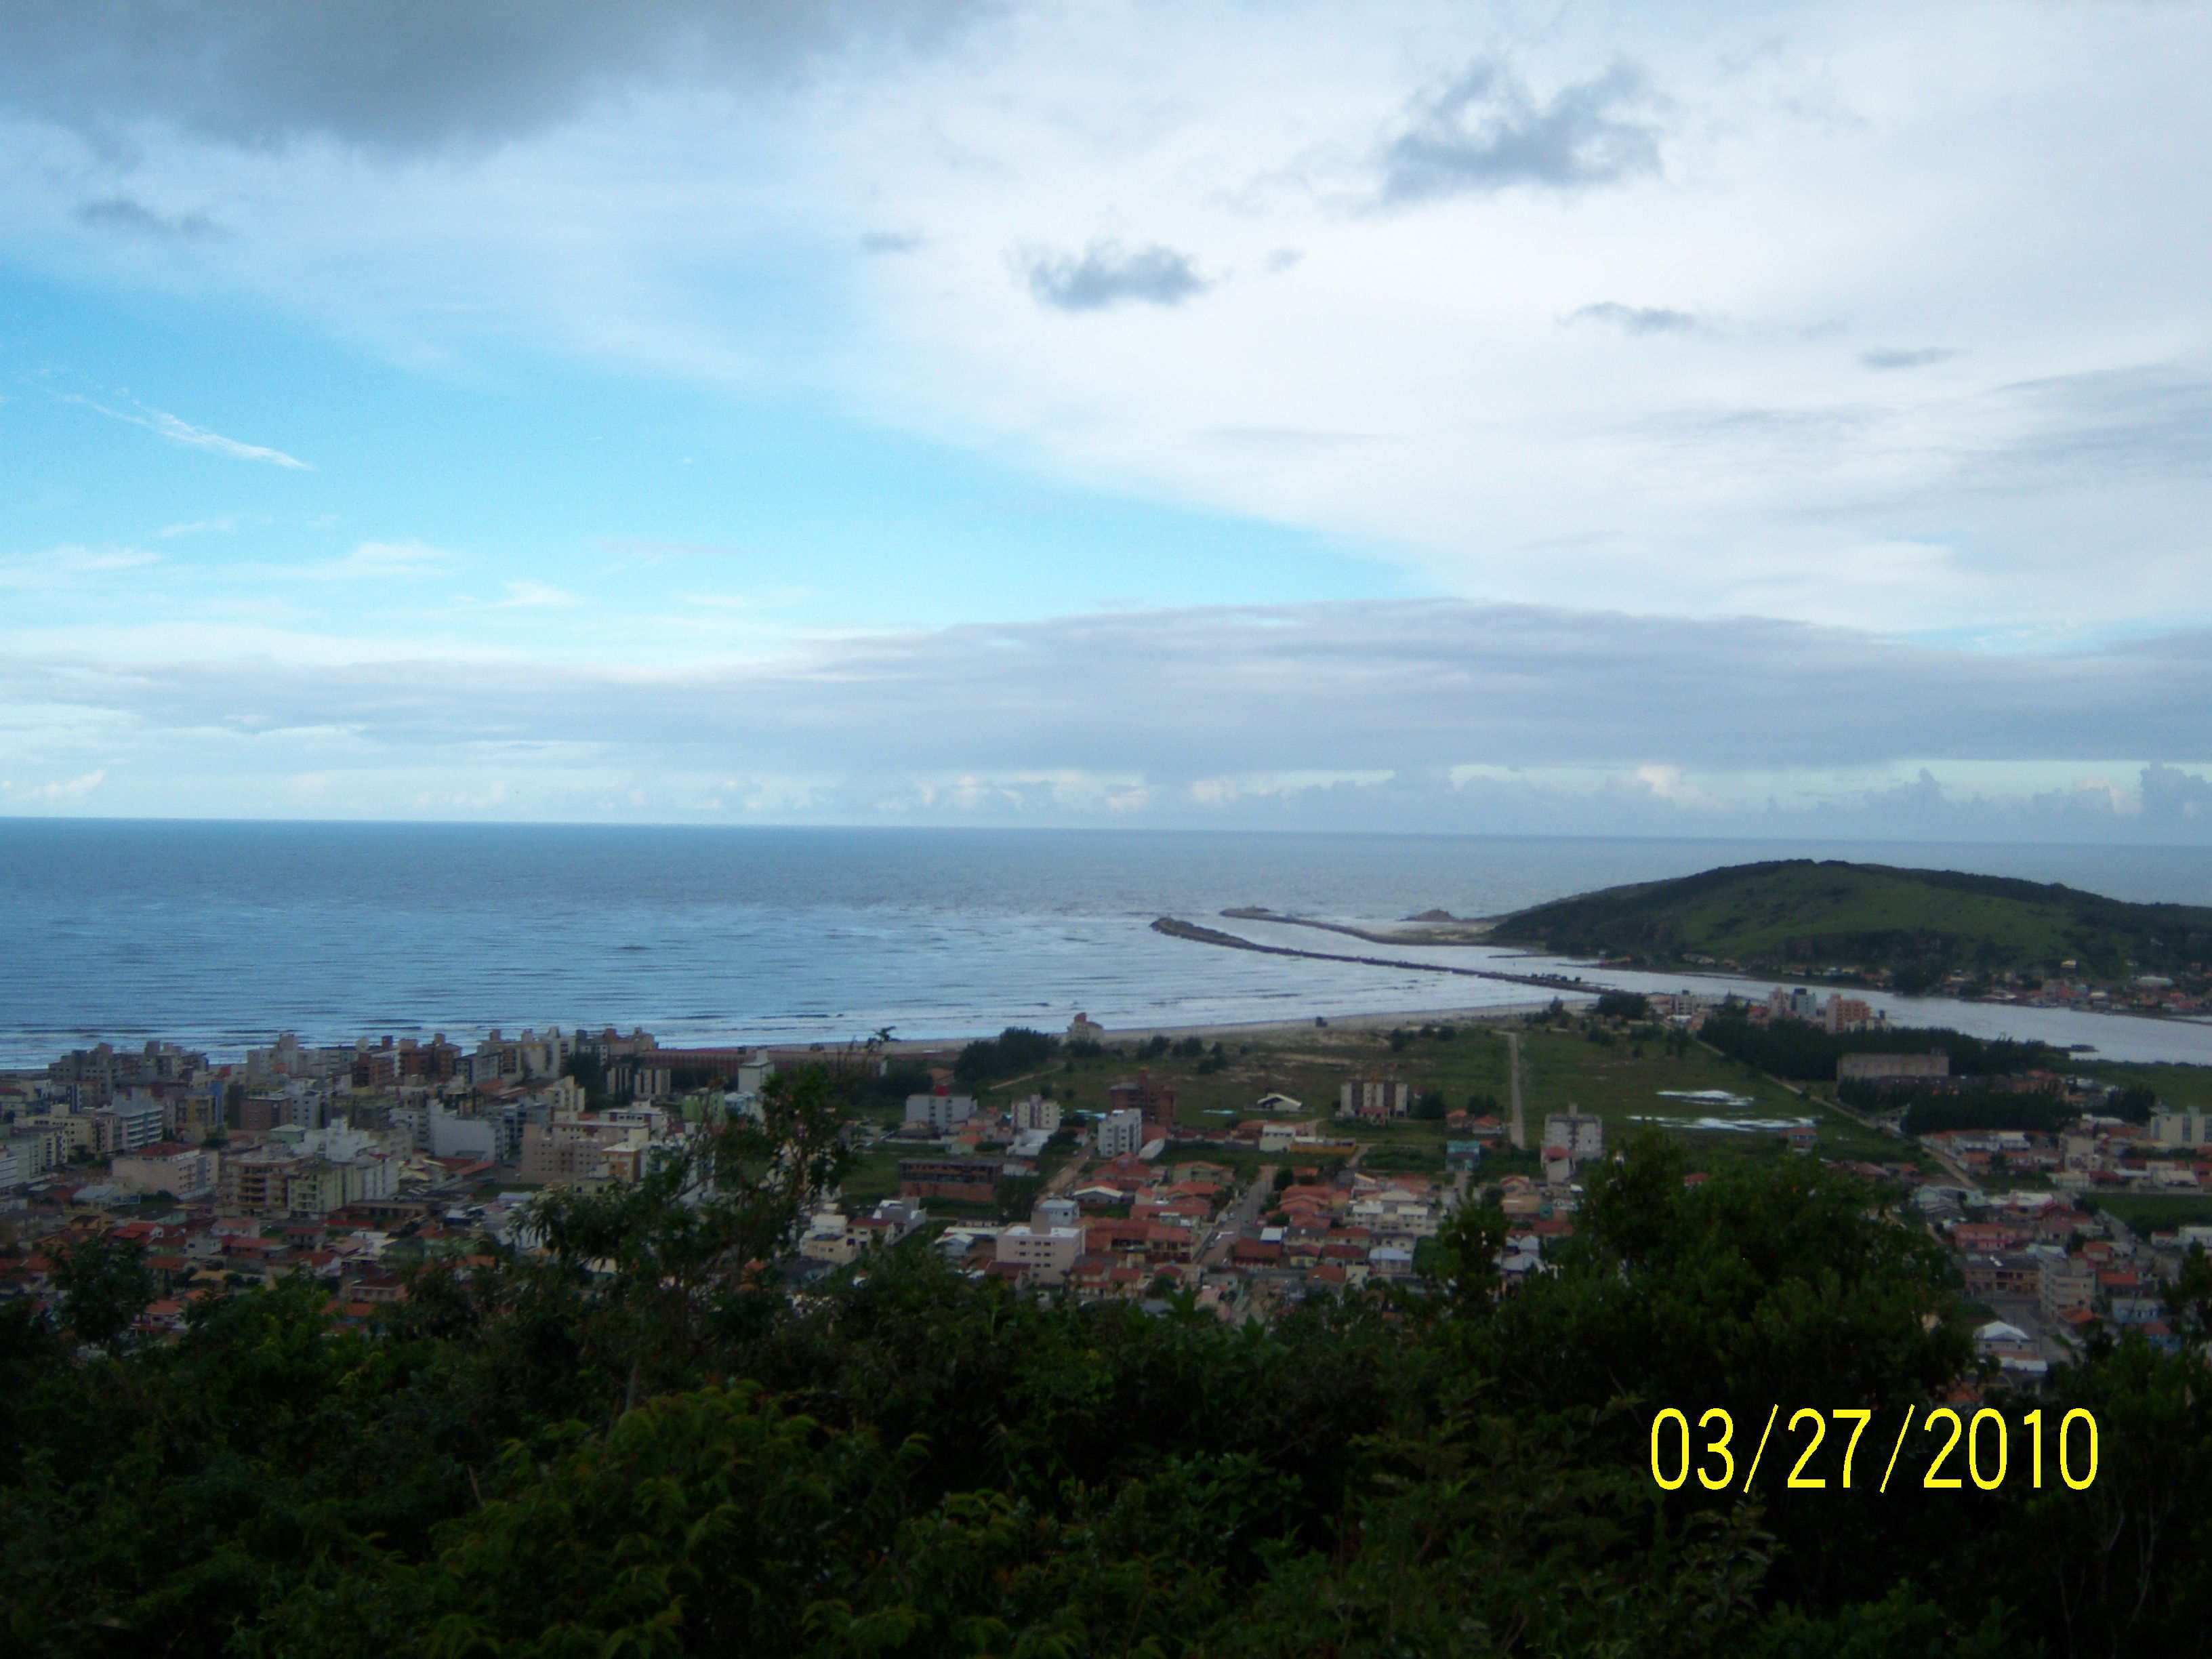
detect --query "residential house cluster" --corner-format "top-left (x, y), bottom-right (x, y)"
top-left (1231, 1166), bottom-right (1453, 1297)
top-left (0, 1179), bottom-right (527, 1336)
top-left (1745, 988), bottom-right (1884, 1033)
top-left (0, 1025), bottom-right (769, 1340)
top-left (1927, 1187), bottom-right (2194, 1369)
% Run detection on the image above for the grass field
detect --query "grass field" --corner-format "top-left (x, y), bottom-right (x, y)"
top-left (2091, 1192), bottom-right (2212, 1234)
top-left (940, 1015), bottom-right (1925, 1181)
top-left (1514, 1025), bottom-right (1923, 1173)
top-left (2078, 1061), bottom-right (2212, 1111)
top-left (992, 1027), bottom-right (1515, 1132)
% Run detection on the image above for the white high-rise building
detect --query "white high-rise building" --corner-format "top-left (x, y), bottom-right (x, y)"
top-left (1097, 1108), bottom-right (1145, 1158)
top-left (1012, 1095), bottom-right (1063, 1132)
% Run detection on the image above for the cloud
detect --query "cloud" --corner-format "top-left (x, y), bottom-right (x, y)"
top-left (77, 195), bottom-right (222, 237)
top-left (0, 0), bottom-right (989, 152)
top-left (1378, 60), bottom-right (1662, 202)
top-left (59, 392), bottom-right (312, 469)
top-left (1565, 302), bottom-right (1702, 336)
top-left (156, 514), bottom-right (262, 537)
top-left (488, 580), bottom-right (582, 609)
top-left (3, 769), bottom-right (106, 805)
top-left (296, 540), bottom-right (457, 579)
top-left (860, 230), bottom-right (926, 254)
top-left (596, 538), bottom-right (758, 558)
top-left (9, 600), bottom-right (2211, 781)
top-left (0, 545), bottom-right (158, 589)
top-left (1022, 241), bottom-right (1210, 312)
top-left (1862, 348), bottom-right (1963, 370)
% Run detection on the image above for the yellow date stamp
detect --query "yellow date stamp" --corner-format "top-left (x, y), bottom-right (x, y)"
top-left (1648, 1405), bottom-right (2099, 1493)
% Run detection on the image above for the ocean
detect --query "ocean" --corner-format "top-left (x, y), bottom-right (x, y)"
top-left (3, 819), bottom-right (2210, 1067)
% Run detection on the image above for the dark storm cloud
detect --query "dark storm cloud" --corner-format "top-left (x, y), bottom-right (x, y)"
top-left (9, 600), bottom-right (2210, 779)
top-left (0, 0), bottom-right (987, 152)
top-left (1023, 241), bottom-right (1211, 312)
top-left (1379, 60), bottom-right (1662, 203)
top-left (1566, 302), bottom-right (1700, 335)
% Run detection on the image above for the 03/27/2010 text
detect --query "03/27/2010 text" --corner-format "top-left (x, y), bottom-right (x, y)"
top-left (1649, 1406), bottom-right (2099, 1494)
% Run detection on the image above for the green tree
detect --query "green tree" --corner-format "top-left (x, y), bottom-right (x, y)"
top-left (50, 1234), bottom-right (154, 1351)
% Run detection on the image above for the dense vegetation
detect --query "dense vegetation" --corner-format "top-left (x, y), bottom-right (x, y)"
top-left (1492, 859), bottom-right (2212, 985)
top-left (5, 1069), bottom-right (2211, 1657)
top-left (954, 1026), bottom-right (1064, 1089)
top-left (1700, 1008), bottom-right (2061, 1082)
top-left (1884, 1090), bottom-right (2083, 1136)
top-left (1832, 1081), bottom-right (2153, 1136)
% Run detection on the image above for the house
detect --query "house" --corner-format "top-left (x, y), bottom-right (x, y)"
top-left (1973, 1319), bottom-right (2038, 1361)
top-left (1959, 1253), bottom-right (2041, 1298)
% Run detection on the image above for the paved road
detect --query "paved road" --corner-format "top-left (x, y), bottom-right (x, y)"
top-left (1507, 1029), bottom-right (1528, 1150)
top-left (1043, 1133), bottom-right (1092, 1196)
top-left (1197, 1162), bottom-right (1277, 1270)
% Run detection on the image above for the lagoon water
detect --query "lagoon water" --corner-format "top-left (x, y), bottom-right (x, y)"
top-left (2, 819), bottom-right (2209, 1068)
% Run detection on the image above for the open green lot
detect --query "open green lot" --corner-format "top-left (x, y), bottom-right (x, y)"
top-left (834, 1138), bottom-right (1074, 1212)
top-left (2092, 1191), bottom-right (2212, 1234)
top-left (942, 1015), bottom-right (1927, 1180)
top-left (1515, 1024), bottom-right (1924, 1174)
top-left (2078, 1061), bottom-right (2212, 1111)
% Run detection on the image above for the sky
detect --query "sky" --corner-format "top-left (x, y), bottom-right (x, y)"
top-left (2, 0), bottom-right (2210, 839)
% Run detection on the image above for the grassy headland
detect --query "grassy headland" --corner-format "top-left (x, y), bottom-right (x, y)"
top-left (1490, 858), bottom-right (2212, 991)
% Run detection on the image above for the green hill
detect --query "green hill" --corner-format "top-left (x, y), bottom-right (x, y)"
top-left (1490, 859), bottom-right (2212, 989)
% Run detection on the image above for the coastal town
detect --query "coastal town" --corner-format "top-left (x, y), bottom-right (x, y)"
top-left (3, 992), bottom-right (2209, 1370)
